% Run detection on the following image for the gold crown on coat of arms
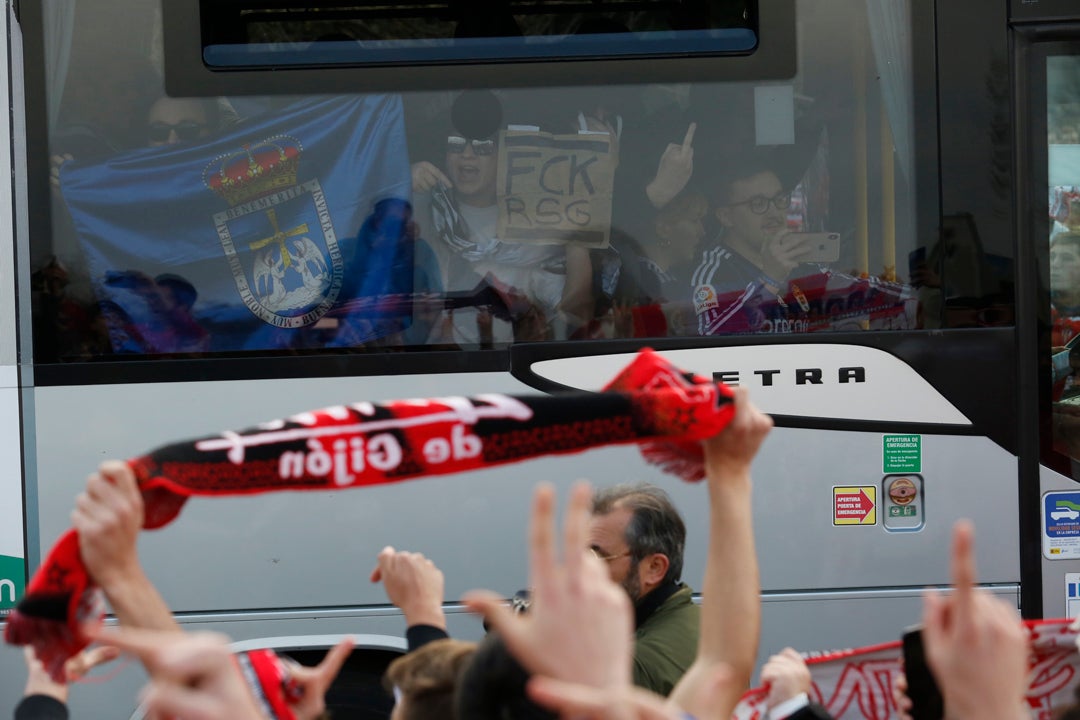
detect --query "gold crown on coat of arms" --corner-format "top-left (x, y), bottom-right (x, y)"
top-left (203, 135), bottom-right (303, 207)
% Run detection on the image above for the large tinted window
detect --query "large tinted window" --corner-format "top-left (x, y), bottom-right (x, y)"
top-left (29, 0), bottom-right (942, 364)
top-left (1047, 52), bottom-right (1080, 466)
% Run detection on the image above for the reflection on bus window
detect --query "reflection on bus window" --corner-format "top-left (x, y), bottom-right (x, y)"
top-left (32, 0), bottom-right (958, 363)
top-left (913, 213), bottom-right (1014, 330)
top-left (49, 95), bottom-right (413, 356)
top-left (412, 90), bottom-right (598, 347)
top-left (1048, 55), bottom-right (1080, 461)
top-left (1051, 230), bottom-right (1080, 461)
top-left (687, 153), bottom-right (915, 335)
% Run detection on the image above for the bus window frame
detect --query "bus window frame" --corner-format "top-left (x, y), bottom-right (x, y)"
top-left (1010, 1), bottom-right (1080, 24)
top-left (1019, 31), bottom-right (1080, 477)
top-left (161, 0), bottom-right (796, 97)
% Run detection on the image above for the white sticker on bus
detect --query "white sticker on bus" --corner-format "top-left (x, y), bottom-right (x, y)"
top-left (530, 345), bottom-right (971, 425)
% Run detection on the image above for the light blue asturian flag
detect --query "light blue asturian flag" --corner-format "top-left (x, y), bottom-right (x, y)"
top-left (60, 94), bottom-right (413, 353)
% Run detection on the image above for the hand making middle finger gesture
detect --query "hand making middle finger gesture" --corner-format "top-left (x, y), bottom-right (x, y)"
top-left (647, 122), bottom-right (697, 209)
top-left (921, 521), bottom-right (1029, 720)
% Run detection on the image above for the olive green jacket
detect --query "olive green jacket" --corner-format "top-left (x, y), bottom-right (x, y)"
top-left (632, 583), bottom-right (700, 696)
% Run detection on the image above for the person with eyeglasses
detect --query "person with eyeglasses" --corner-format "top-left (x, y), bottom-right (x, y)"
top-left (586, 483), bottom-right (698, 697)
top-left (690, 156), bottom-right (816, 336)
top-left (691, 154), bottom-right (915, 336)
top-left (410, 90), bottom-right (594, 347)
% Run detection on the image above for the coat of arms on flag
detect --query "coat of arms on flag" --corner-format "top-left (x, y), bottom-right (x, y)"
top-left (60, 94), bottom-right (412, 354)
top-left (203, 136), bottom-right (343, 328)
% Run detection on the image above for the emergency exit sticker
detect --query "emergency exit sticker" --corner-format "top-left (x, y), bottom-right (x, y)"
top-left (0, 554), bottom-right (23, 617)
top-left (883, 435), bottom-right (921, 473)
top-left (833, 486), bottom-right (877, 526)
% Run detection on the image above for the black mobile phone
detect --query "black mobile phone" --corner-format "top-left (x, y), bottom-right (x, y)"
top-left (901, 625), bottom-right (944, 720)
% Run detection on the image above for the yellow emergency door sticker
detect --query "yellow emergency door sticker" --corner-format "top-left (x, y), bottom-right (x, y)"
top-left (833, 486), bottom-right (877, 526)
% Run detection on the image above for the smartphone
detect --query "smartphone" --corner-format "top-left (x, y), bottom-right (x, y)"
top-left (783, 232), bottom-right (841, 263)
top-left (901, 625), bottom-right (944, 720)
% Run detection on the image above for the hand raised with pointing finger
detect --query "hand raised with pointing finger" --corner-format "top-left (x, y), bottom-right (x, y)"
top-left (921, 521), bottom-right (1028, 720)
top-left (647, 122), bottom-right (696, 209)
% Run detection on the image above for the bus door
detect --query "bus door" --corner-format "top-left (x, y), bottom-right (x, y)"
top-left (1016, 0), bottom-right (1080, 619)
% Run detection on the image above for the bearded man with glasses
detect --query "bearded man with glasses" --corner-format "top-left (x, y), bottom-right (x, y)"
top-left (587, 483), bottom-right (698, 698)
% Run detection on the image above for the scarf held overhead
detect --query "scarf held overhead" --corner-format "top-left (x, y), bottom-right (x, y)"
top-left (5, 349), bottom-right (734, 679)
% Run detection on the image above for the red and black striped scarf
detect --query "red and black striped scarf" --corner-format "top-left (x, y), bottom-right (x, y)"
top-left (5, 348), bottom-right (735, 685)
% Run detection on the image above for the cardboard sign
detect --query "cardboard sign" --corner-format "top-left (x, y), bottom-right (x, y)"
top-left (496, 130), bottom-right (616, 248)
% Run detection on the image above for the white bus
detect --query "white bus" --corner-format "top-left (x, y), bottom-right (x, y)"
top-left (2, 0), bottom-right (1079, 715)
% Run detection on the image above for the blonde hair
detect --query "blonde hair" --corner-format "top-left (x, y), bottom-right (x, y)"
top-left (384, 639), bottom-right (476, 720)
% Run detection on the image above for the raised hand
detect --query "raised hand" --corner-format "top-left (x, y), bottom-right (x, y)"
top-left (464, 481), bottom-right (634, 690)
top-left (70, 461), bottom-right (178, 632)
top-left (702, 386), bottom-right (773, 480)
top-left (760, 648), bottom-right (812, 712)
top-left (281, 638), bottom-right (355, 720)
top-left (71, 461), bottom-right (144, 587)
top-left (646, 123), bottom-right (696, 209)
top-left (370, 546), bottom-right (446, 629)
top-left (760, 233), bottom-right (812, 284)
top-left (412, 161), bottom-right (453, 193)
top-left (921, 521), bottom-right (1028, 720)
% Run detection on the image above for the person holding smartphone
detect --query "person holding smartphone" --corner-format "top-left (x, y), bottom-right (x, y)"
top-left (691, 154), bottom-right (914, 336)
